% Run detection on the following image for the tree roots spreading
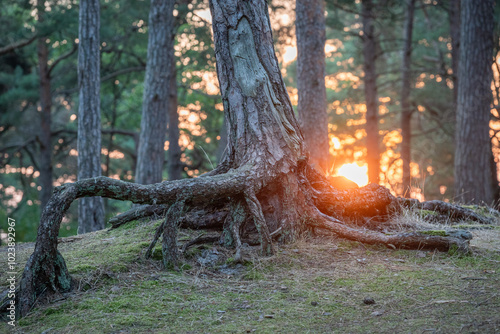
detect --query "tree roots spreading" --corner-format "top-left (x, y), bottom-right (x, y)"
top-left (13, 162), bottom-right (484, 317)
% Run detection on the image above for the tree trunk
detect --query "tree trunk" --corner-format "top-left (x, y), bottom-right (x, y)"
top-left (167, 51), bottom-right (182, 180)
top-left (449, 0), bottom-right (460, 111)
top-left (77, 0), bottom-right (105, 233)
top-left (18, 0), bottom-right (472, 317)
top-left (454, 0), bottom-right (495, 205)
top-left (296, 0), bottom-right (329, 171)
top-left (216, 120), bottom-right (228, 164)
top-left (37, 3), bottom-right (53, 211)
top-left (362, 0), bottom-right (380, 184)
top-left (400, 0), bottom-right (416, 198)
top-left (135, 0), bottom-right (175, 184)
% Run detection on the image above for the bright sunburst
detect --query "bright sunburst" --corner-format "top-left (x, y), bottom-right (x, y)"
top-left (336, 163), bottom-right (369, 187)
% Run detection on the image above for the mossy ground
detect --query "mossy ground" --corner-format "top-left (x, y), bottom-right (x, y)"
top-left (1, 217), bottom-right (499, 333)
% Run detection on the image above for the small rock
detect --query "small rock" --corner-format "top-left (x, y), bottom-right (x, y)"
top-left (371, 310), bottom-right (385, 316)
top-left (311, 301), bottom-right (318, 306)
top-left (363, 297), bottom-right (375, 305)
top-left (322, 312), bottom-right (332, 316)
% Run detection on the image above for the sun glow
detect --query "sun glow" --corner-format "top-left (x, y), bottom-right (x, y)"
top-left (336, 163), bottom-right (369, 187)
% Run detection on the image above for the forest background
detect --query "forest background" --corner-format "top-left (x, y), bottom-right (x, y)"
top-left (1, 0), bottom-right (500, 242)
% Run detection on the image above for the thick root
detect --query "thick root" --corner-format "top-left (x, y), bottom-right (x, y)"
top-left (398, 198), bottom-right (496, 225)
top-left (110, 204), bottom-right (227, 230)
top-left (308, 208), bottom-right (470, 253)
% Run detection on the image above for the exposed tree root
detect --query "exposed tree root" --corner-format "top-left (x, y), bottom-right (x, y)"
top-left (109, 204), bottom-right (227, 230)
top-left (397, 198), bottom-right (495, 224)
top-left (161, 200), bottom-right (185, 270)
top-left (308, 208), bottom-right (470, 252)
top-left (181, 235), bottom-right (221, 254)
top-left (14, 166), bottom-right (486, 317)
top-left (109, 204), bottom-right (169, 228)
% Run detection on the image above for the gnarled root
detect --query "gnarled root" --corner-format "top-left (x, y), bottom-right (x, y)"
top-left (397, 198), bottom-right (495, 225)
top-left (16, 166), bottom-right (482, 317)
top-left (109, 204), bottom-right (227, 230)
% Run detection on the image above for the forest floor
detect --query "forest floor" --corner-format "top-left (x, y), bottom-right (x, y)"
top-left (1, 212), bottom-right (499, 333)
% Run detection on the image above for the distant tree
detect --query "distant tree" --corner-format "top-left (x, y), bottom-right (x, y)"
top-left (401, 0), bottom-right (416, 197)
top-left (449, 0), bottom-right (461, 109)
top-left (361, 0), bottom-right (380, 184)
top-left (167, 42), bottom-right (182, 180)
top-left (37, 0), bottom-right (53, 211)
top-left (77, 0), bottom-right (105, 233)
top-left (454, 0), bottom-right (495, 204)
top-left (296, 0), bottom-right (329, 171)
top-left (135, 0), bottom-right (176, 184)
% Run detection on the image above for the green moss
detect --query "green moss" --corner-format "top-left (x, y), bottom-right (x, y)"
top-left (418, 209), bottom-right (438, 216)
top-left (419, 230), bottom-right (448, 237)
top-left (452, 224), bottom-right (493, 230)
top-left (462, 205), bottom-right (491, 216)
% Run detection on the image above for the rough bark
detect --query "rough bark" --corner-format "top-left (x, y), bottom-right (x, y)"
top-left (454, 0), bottom-right (495, 205)
top-left (216, 120), bottom-right (228, 164)
top-left (18, 0), bottom-right (474, 317)
top-left (296, 0), bottom-right (329, 171)
top-left (167, 51), bottom-right (183, 180)
top-left (37, 3), bottom-right (53, 211)
top-left (362, 0), bottom-right (380, 184)
top-left (77, 0), bottom-right (105, 233)
top-left (400, 0), bottom-right (416, 197)
top-left (135, 0), bottom-right (175, 184)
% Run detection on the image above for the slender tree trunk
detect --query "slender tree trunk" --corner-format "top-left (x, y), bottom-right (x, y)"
top-left (296, 0), bottom-right (329, 171)
top-left (454, 0), bottom-right (495, 205)
top-left (449, 0), bottom-right (460, 111)
top-left (37, 31), bottom-right (53, 211)
top-left (77, 0), bottom-right (105, 233)
top-left (490, 141), bottom-right (499, 205)
top-left (136, 0), bottom-right (175, 184)
top-left (362, 0), bottom-right (380, 184)
top-left (167, 53), bottom-right (182, 180)
top-left (401, 0), bottom-right (416, 198)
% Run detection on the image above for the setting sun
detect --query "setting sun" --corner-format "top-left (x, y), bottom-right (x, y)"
top-left (336, 163), bottom-right (369, 187)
